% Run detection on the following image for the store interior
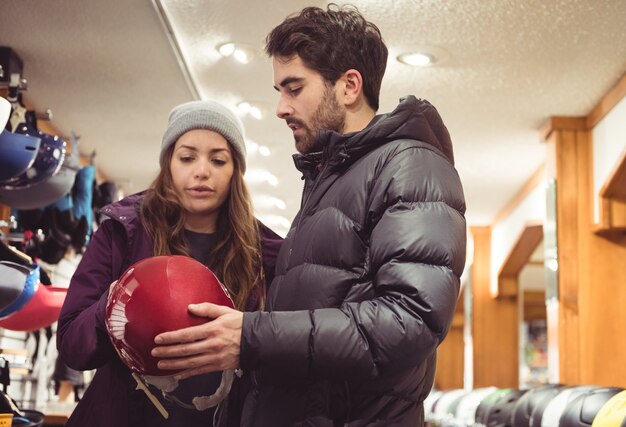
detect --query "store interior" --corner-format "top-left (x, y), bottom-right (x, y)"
top-left (1, 1), bottom-right (626, 426)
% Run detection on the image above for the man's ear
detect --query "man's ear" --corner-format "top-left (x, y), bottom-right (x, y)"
top-left (338, 69), bottom-right (363, 107)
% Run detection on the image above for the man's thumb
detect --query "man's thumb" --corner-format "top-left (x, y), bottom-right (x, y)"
top-left (188, 302), bottom-right (230, 318)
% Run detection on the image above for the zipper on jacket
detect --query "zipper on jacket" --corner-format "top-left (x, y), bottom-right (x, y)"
top-left (296, 161), bottom-right (329, 233)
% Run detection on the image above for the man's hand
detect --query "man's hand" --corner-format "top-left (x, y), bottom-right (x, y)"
top-left (151, 303), bottom-right (243, 380)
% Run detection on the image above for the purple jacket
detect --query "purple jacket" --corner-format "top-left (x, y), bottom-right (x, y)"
top-left (56, 193), bottom-right (283, 427)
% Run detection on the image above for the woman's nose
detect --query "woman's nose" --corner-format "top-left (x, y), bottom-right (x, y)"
top-left (194, 160), bottom-right (210, 178)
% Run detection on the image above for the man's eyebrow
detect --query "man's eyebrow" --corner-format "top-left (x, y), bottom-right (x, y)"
top-left (273, 76), bottom-right (304, 91)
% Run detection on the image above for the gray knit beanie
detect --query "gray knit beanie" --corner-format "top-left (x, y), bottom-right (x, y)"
top-left (160, 100), bottom-right (247, 171)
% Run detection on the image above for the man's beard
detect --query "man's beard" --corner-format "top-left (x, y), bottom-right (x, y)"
top-left (295, 84), bottom-right (345, 154)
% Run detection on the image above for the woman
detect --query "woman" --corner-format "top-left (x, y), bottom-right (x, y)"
top-left (56, 100), bottom-right (283, 426)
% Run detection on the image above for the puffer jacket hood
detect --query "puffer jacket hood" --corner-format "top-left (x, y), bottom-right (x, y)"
top-left (294, 95), bottom-right (454, 176)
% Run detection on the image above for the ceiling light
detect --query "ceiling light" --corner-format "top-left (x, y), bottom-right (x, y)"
top-left (246, 139), bottom-right (259, 155)
top-left (217, 43), bottom-right (235, 57)
top-left (249, 106), bottom-right (263, 120)
top-left (245, 168), bottom-right (279, 187)
top-left (252, 195), bottom-right (287, 210)
top-left (237, 101), bottom-right (266, 120)
top-left (255, 214), bottom-right (291, 230)
top-left (245, 139), bottom-right (271, 157)
top-left (546, 259), bottom-right (558, 272)
top-left (217, 42), bottom-right (256, 64)
top-left (397, 52), bottom-right (434, 67)
top-left (238, 101), bottom-right (252, 113)
top-left (258, 146), bottom-right (271, 157)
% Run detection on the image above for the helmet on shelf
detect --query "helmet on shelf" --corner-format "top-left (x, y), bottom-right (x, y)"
top-left (0, 261), bottom-right (40, 320)
top-left (2, 114), bottom-right (66, 190)
top-left (0, 130), bottom-right (41, 182)
top-left (560, 387), bottom-right (624, 427)
top-left (0, 140), bottom-right (79, 209)
top-left (592, 389), bottom-right (626, 427)
top-left (512, 384), bottom-right (565, 427)
top-left (455, 387), bottom-right (499, 427)
top-left (484, 388), bottom-right (527, 427)
top-left (475, 388), bottom-right (513, 426)
top-left (541, 386), bottom-right (599, 427)
top-left (0, 284), bottom-right (68, 332)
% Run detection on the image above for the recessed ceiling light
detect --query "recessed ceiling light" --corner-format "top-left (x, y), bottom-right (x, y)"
top-left (217, 42), bottom-right (236, 57)
top-left (245, 168), bottom-right (279, 187)
top-left (255, 214), bottom-right (291, 230)
top-left (245, 139), bottom-right (271, 157)
top-left (397, 52), bottom-right (434, 67)
top-left (252, 195), bottom-right (287, 210)
top-left (217, 42), bottom-right (256, 64)
top-left (237, 101), bottom-right (266, 120)
top-left (258, 146), bottom-right (271, 157)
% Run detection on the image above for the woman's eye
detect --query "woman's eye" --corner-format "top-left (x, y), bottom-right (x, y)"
top-left (212, 158), bottom-right (227, 165)
top-left (179, 156), bottom-right (194, 162)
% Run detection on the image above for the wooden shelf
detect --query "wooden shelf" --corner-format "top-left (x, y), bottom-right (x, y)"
top-left (44, 413), bottom-right (70, 425)
top-left (594, 151), bottom-right (626, 239)
top-left (601, 151), bottom-right (626, 201)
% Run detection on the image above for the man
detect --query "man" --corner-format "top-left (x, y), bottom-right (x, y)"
top-left (152, 4), bottom-right (466, 426)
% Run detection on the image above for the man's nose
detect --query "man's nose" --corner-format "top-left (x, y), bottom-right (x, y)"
top-left (276, 96), bottom-right (293, 119)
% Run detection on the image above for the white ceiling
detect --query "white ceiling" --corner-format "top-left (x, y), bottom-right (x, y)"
top-left (1, 0), bottom-right (625, 236)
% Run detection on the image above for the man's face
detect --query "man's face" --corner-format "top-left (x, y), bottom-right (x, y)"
top-left (272, 55), bottom-right (346, 154)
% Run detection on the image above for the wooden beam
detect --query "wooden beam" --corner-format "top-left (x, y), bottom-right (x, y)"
top-left (540, 116), bottom-right (587, 142)
top-left (599, 150), bottom-right (626, 201)
top-left (497, 222), bottom-right (544, 298)
top-left (493, 165), bottom-right (546, 225)
top-left (586, 72), bottom-right (626, 129)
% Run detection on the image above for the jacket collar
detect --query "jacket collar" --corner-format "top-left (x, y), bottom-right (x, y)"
top-left (293, 95), bottom-right (455, 176)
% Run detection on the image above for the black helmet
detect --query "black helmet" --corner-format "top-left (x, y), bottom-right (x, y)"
top-left (476, 389), bottom-right (513, 426)
top-left (560, 387), bottom-right (623, 427)
top-left (590, 390), bottom-right (626, 427)
top-left (541, 386), bottom-right (599, 427)
top-left (512, 384), bottom-right (565, 427)
top-left (484, 389), bottom-right (527, 427)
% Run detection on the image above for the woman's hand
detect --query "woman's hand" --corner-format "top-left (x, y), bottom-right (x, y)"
top-left (151, 303), bottom-right (243, 380)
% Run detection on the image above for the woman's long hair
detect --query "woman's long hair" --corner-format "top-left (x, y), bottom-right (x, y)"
top-left (140, 144), bottom-right (263, 310)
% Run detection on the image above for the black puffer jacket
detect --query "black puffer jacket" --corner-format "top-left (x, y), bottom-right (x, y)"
top-left (239, 96), bottom-right (466, 426)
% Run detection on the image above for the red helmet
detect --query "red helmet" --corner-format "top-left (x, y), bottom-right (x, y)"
top-left (0, 284), bottom-right (68, 332)
top-left (105, 255), bottom-right (234, 376)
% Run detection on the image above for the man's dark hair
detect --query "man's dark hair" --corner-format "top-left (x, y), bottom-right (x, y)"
top-left (265, 3), bottom-right (388, 111)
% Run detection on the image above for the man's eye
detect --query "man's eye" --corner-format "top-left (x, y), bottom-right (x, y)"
top-left (290, 87), bottom-right (302, 95)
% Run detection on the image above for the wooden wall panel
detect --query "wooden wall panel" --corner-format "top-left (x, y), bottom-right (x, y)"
top-left (523, 291), bottom-right (547, 322)
top-left (546, 114), bottom-right (626, 387)
top-left (554, 129), bottom-right (584, 384)
top-left (435, 312), bottom-right (464, 390)
top-left (471, 226), bottom-right (518, 388)
top-left (578, 231), bottom-right (626, 386)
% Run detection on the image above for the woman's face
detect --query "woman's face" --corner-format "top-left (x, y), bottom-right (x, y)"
top-left (170, 129), bottom-right (235, 232)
